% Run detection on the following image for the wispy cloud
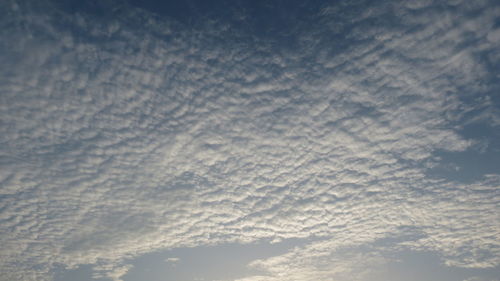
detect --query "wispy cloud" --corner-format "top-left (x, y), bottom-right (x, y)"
top-left (165, 257), bottom-right (180, 263)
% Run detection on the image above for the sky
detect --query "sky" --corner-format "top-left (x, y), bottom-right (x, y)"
top-left (0, 0), bottom-right (499, 281)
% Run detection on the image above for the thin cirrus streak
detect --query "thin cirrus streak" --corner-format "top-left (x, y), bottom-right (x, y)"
top-left (0, 0), bottom-right (499, 280)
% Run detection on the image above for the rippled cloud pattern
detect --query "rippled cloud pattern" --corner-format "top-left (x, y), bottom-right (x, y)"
top-left (1, 0), bottom-right (499, 280)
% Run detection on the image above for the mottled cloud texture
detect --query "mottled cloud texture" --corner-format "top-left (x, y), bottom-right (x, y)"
top-left (1, 0), bottom-right (499, 280)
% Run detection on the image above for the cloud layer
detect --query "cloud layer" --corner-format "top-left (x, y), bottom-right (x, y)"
top-left (1, 0), bottom-right (499, 280)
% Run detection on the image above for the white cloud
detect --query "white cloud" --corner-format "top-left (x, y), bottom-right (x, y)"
top-left (165, 257), bottom-right (180, 263)
top-left (0, 0), bottom-right (499, 280)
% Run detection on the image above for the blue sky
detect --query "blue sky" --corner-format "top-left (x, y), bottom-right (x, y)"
top-left (1, 0), bottom-right (499, 281)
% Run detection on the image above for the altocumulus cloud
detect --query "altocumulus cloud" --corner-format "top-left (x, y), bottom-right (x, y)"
top-left (0, 0), bottom-right (499, 280)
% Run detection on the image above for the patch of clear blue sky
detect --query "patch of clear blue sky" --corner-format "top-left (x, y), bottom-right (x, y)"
top-left (367, 251), bottom-right (500, 281)
top-left (123, 239), bottom-right (307, 281)
top-left (55, 238), bottom-right (308, 281)
top-left (427, 121), bottom-right (500, 183)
